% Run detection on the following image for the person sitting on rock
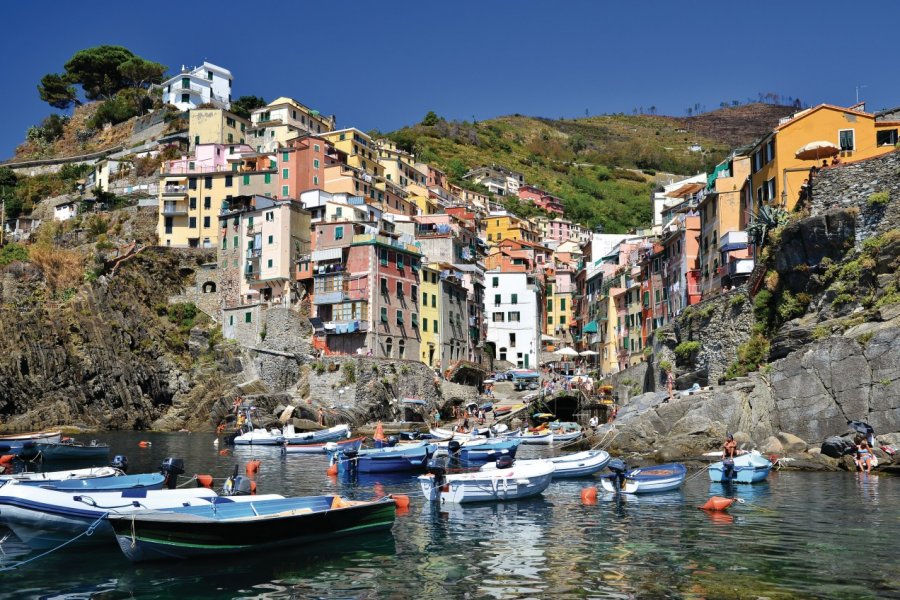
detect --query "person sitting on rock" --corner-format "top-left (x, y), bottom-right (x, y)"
top-left (723, 433), bottom-right (738, 460)
top-left (855, 435), bottom-right (875, 473)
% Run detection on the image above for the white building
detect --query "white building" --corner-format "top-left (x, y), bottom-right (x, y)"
top-left (651, 173), bottom-right (706, 228)
top-left (161, 62), bottom-right (232, 111)
top-left (51, 196), bottom-right (79, 221)
top-left (485, 270), bottom-right (541, 369)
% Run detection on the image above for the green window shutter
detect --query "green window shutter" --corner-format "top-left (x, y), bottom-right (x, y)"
top-left (245, 312), bottom-right (252, 323)
top-left (511, 294), bottom-right (517, 305)
top-left (495, 294), bottom-right (501, 305)
top-left (412, 313), bottom-right (418, 327)
top-left (431, 296), bottom-right (436, 308)
top-left (396, 310), bottom-right (403, 325)
top-left (548, 316), bottom-right (553, 325)
top-left (380, 307), bottom-right (387, 322)
top-left (560, 298), bottom-right (566, 311)
top-left (243, 174), bottom-right (250, 185)
top-left (422, 292), bottom-right (427, 305)
top-left (547, 298), bottom-right (552, 311)
top-left (282, 152), bottom-right (289, 161)
top-left (268, 235), bottom-right (273, 244)
top-left (282, 185), bottom-right (289, 196)
top-left (264, 173), bottom-right (271, 184)
top-left (434, 321), bottom-right (438, 333)
top-left (282, 168), bottom-right (289, 179)
top-left (423, 318), bottom-right (428, 332)
top-left (492, 277), bottom-right (499, 287)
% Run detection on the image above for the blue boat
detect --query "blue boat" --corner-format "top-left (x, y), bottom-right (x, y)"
top-left (447, 438), bottom-right (520, 466)
top-left (332, 442), bottom-right (436, 474)
top-left (708, 452), bottom-right (773, 483)
top-left (31, 472), bottom-right (166, 492)
top-left (601, 461), bottom-right (687, 494)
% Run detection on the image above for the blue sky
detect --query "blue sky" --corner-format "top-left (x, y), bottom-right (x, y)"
top-left (3, 0), bottom-right (900, 159)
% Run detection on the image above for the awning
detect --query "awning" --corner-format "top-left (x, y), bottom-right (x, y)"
top-left (312, 247), bottom-right (343, 262)
top-left (582, 320), bottom-right (598, 334)
top-left (706, 161), bottom-right (731, 189)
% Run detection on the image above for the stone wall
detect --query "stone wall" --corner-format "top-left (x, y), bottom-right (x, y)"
top-left (811, 150), bottom-right (900, 244)
top-left (253, 308), bottom-right (313, 391)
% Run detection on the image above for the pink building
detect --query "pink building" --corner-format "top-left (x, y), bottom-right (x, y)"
top-left (518, 184), bottom-right (564, 215)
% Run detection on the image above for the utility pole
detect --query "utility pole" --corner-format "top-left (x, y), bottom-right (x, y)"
top-left (856, 85), bottom-right (868, 104)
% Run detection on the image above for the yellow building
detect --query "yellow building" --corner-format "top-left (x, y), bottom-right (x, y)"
top-left (321, 129), bottom-right (385, 179)
top-left (247, 97), bottom-right (335, 153)
top-left (699, 153), bottom-right (751, 293)
top-left (158, 145), bottom-right (277, 248)
top-left (485, 212), bottom-right (538, 246)
top-left (377, 141), bottom-right (428, 188)
top-left (544, 268), bottom-right (575, 343)
top-left (189, 108), bottom-right (249, 148)
top-left (420, 264), bottom-right (442, 368)
top-left (597, 292), bottom-right (619, 376)
top-left (750, 103), bottom-right (900, 211)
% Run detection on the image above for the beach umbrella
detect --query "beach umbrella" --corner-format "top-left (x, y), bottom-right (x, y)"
top-left (579, 350), bottom-right (599, 356)
top-left (795, 140), bottom-right (840, 161)
top-left (556, 347), bottom-right (579, 357)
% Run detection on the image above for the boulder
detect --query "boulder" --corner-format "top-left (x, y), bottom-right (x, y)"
top-left (760, 436), bottom-right (784, 455)
top-left (877, 432), bottom-right (900, 447)
top-left (732, 431), bottom-right (755, 451)
top-left (776, 432), bottom-right (808, 453)
top-left (778, 452), bottom-right (840, 471)
top-left (821, 436), bottom-right (856, 458)
top-left (838, 455), bottom-right (857, 471)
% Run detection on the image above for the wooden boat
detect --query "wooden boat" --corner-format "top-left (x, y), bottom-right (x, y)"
top-left (37, 473), bottom-right (166, 492)
top-left (419, 459), bottom-right (555, 504)
top-left (108, 495), bottom-right (397, 562)
top-left (0, 465), bottom-right (121, 484)
top-left (16, 439), bottom-right (110, 462)
top-left (0, 483), bottom-right (283, 549)
top-left (283, 436), bottom-right (365, 455)
top-left (600, 461), bottom-right (687, 494)
top-left (445, 438), bottom-right (521, 466)
top-left (483, 450), bottom-right (611, 479)
top-left (332, 442), bottom-right (436, 474)
top-left (708, 452), bottom-right (773, 483)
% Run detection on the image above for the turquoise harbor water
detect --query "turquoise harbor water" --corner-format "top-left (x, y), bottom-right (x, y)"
top-left (1, 431), bottom-right (898, 599)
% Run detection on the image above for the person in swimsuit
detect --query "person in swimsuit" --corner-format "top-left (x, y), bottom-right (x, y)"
top-left (723, 433), bottom-right (737, 459)
top-left (855, 435), bottom-right (874, 473)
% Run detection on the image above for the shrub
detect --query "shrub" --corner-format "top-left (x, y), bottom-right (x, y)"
top-left (724, 333), bottom-right (770, 379)
top-left (856, 332), bottom-right (874, 345)
top-left (658, 360), bottom-right (673, 373)
top-left (342, 362), bottom-right (357, 384)
top-left (28, 246), bottom-right (84, 296)
top-left (312, 361), bottom-right (325, 375)
top-left (812, 325), bottom-right (830, 340)
top-left (327, 362), bottom-right (339, 372)
top-left (167, 302), bottom-right (198, 331)
top-left (0, 242), bottom-right (30, 266)
top-left (642, 346), bottom-right (653, 358)
top-left (868, 191), bottom-right (890, 207)
top-left (729, 295), bottom-right (746, 309)
top-left (832, 293), bottom-right (854, 309)
top-left (777, 290), bottom-right (811, 321)
top-left (753, 289), bottom-right (775, 329)
top-left (764, 270), bottom-right (780, 292)
top-left (674, 341), bottom-right (701, 361)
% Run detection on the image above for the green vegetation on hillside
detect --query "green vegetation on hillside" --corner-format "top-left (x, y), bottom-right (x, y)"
top-left (387, 113), bottom-right (734, 232)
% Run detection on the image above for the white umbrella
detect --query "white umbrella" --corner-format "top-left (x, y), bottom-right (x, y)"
top-left (556, 347), bottom-right (579, 357)
top-left (795, 141), bottom-right (840, 161)
top-left (579, 350), bottom-right (599, 356)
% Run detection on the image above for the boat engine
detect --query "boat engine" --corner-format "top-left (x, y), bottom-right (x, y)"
top-left (341, 449), bottom-right (359, 475)
top-left (448, 440), bottom-right (461, 456)
top-left (723, 458), bottom-right (736, 479)
top-left (607, 458), bottom-right (628, 491)
top-left (227, 475), bottom-right (253, 496)
top-left (110, 454), bottom-right (128, 473)
top-left (387, 436), bottom-right (399, 448)
top-left (159, 457), bottom-right (185, 489)
top-left (495, 454), bottom-right (513, 470)
top-left (427, 456), bottom-right (449, 489)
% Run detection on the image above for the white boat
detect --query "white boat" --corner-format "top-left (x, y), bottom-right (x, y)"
top-left (429, 424), bottom-right (507, 442)
top-left (708, 452), bottom-right (773, 483)
top-left (600, 462), bottom-right (687, 494)
top-left (419, 459), bottom-right (555, 504)
top-left (0, 481), bottom-right (284, 549)
top-left (550, 430), bottom-right (583, 443)
top-left (280, 424), bottom-right (351, 445)
top-left (508, 430), bottom-right (554, 445)
top-left (482, 450), bottom-right (610, 478)
top-left (0, 466), bottom-right (121, 484)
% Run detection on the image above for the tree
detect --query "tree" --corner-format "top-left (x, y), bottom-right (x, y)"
top-left (230, 95), bottom-right (267, 119)
top-left (38, 73), bottom-right (79, 109)
top-left (64, 45), bottom-right (138, 100)
top-left (117, 57), bottom-right (166, 89)
top-left (421, 111), bottom-right (440, 126)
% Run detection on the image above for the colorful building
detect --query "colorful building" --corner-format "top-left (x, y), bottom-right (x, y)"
top-left (248, 97), bottom-right (336, 152)
top-left (160, 62), bottom-right (232, 111)
top-left (484, 211), bottom-right (539, 246)
top-left (518, 184), bottom-right (564, 215)
top-left (278, 136), bottom-right (345, 199)
top-left (486, 270), bottom-right (542, 369)
top-left (189, 108), bottom-right (248, 148)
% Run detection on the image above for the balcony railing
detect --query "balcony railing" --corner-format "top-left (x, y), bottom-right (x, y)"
top-left (324, 320), bottom-right (369, 334)
top-left (162, 203), bottom-right (188, 216)
top-left (162, 185), bottom-right (188, 195)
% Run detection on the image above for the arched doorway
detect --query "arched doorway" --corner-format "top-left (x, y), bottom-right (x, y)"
top-left (202, 281), bottom-right (217, 293)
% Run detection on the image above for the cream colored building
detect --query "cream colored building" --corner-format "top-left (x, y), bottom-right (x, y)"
top-left (189, 108), bottom-right (249, 148)
top-left (248, 97), bottom-right (336, 153)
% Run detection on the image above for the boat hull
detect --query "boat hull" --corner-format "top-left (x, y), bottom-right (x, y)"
top-left (453, 440), bottom-right (521, 465)
top-left (284, 436), bottom-right (364, 455)
top-left (281, 424), bottom-right (351, 445)
top-left (40, 473), bottom-right (166, 492)
top-left (600, 463), bottom-right (687, 494)
top-left (108, 497), bottom-right (396, 562)
top-left (420, 462), bottom-right (555, 504)
top-left (20, 442), bottom-right (110, 461)
top-left (708, 454), bottom-right (773, 483)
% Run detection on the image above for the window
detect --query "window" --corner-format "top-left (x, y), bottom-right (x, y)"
top-left (547, 298), bottom-right (553, 311)
top-left (380, 307), bottom-right (388, 322)
top-left (243, 174), bottom-right (250, 185)
top-left (282, 152), bottom-right (289, 162)
top-left (204, 196), bottom-right (211, 209)
top-left (380, 277), bottom-right (388, 294)
top-left (765, 139), bottom-right (775, 163)
top-left (396, 281), bottom-right (403, 298)
top-left (264, 174), bottom-right (271, 184)
top-left (282, 185), bottom-right (289, 196)
top-left (492, 276), bottom-right (499, 287)
top-left (181, 93), bottom-right (189, 103)
top-left (548, 316), bottom-right (553, 325)
top-left (282, 168), bottom-right (289, 179)
top-left (189, 217), bottom-right (197, 228)
top-left (431, 295), bottom-right (436, 308)
top-left (766, 178), bottom-right (776, 202)
top-left (560, 298), bottom-right (566, 311)
top-left (411, 285), bottom-right (418, 301)
top-left (384, 337), bottom-right (393, 356)
top-left (313, 159), bottom-right (320, 169)
top-left (189, 197), bottom-right (197, 210)
top-left (411, 313), bottom-right (418, 328)
top-left (508, 311), bottom-right (520, 322)
top-left (313, 176), bottom-right (318, 185)
top-left (245, 312), bottom-right (252, 323)
top-left (509, 333), bottom-right (516, 346)
top-left (335, 226), bottom-right (344, 240)
top-left (423, 318), bottom-right (428, 332)
top-left (233, 235), bottom-right (238, 248)
top-left (422, 292), bottom-right (428, 305)
top-left (396, 254), bottom-right (404, 270)
top-left (381, 249), bottom-right (389, 266)
top-left (314, 144), bottom-right (320, 152)
top-left (194, 135), bottom-right (200, 146)
top-left (839, 129), bottom-right (855, 151)
top-left (267, 259), bottom-right (273, 268)
top-left (268, 235), bottom-right (273, 245)
top-left (494, 294), bottom-right (501, 306)
top-left (398, 339), bottom-right (405, 358)
top-left (229, 315), bottom-right (233, 326)
top-left (753, 150), bottom-right (762, 173)
top-left (204, 176), bottom-right (212, 189)
top-left (433, 321), bottom-right (438, 333)
top-left (396, 310), bottom-right (404, 325)
top-left (511, 294), bottom-right (518, 304)
top-left (492, 312), bottom-right (505, 322)
top-left (222, 238), bottom-right (227, 250)
top-left (203, 216), bottom-right (210, 228)
top-left (877, 129), bottom-right (898, 146)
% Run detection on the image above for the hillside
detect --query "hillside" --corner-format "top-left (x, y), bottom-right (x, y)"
top-left (388, 103), bottom-right (793, 232)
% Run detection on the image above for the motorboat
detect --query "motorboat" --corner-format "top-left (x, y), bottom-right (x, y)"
top-left (0, 465), bottom-right (121, 485)
top-left (36, 472), bottom-right (167, 492)
top-left (16, 439), bottom-right (110, 462)
top-left (483, 450), bottom-right (610, 478)
top-left (331, 442), bottom-right (436, 474)
top-left (444, 438), bottom-right (521, 466)
top-left (280, 423), bottom-right (351, 445)
top-left (708, 452), bottom-right (773, 483)
top-left (108, 495), bottom-right (397, 562)
top-left (283, 436), bottom-right (365, 455)
top-left (600, 460), bottom-right (687, 494)
top-left (0, 430), bottom-right (62, 451)
top-left (507, 429), bottom-right (554, 445)
top-left (419, 457), bottom-right (555, 504)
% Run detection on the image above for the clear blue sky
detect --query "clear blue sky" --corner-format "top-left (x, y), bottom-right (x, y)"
top-left (3, 0), bottom-right (899, 159)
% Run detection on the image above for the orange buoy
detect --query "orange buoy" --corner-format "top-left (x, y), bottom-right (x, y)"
top-left (250, 480), bottom-right (257, 495)
top-left (245, 460), bottom-right (261, 476)
top-left (218, 449), bottom-right (230, 456)
top-left (390, 494), bottom-right (410, 509)
top-left (326, 463), bottom-right (338, 476)
top-left (581, 486), bottom-right (598, 505)
top-left (197, 474), bottom-right (214, 489)
top-left (138, 441), bottom-right (151, 448)
top-left (699, 496), bottom-right (736, 511)
top-left (0, 455), bottom-right (14, 465)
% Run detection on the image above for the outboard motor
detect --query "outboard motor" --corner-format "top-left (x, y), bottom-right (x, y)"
top-left (427, 456), bottom-right (449, 489)
top-left (387, 436), bottom-right (399, 448)
top-left (110, 455), bottom-right (128, 473)
top-left (159, 457), bottom-right (185, 490)
top-left (723, 457), bottom-right (736, 480)
top-left (607, 458), bottom-right (628, 491)
top-left (342, 449), bottom-right (359, 475)
top-left (495, 454), bottom-right (514, 470)
top-left (448, 440), bottom-right (461, 456)
top-left (227, 475), bottom-right (253, 496)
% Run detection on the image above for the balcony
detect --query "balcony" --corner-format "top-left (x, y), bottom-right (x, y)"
top-left (246, 248), bottom-right (262, 259)
top-left (324, 320), bottom-right (369, 334)
top-left (719, 231), bottom-right (749, 253)
top-left (727, 258), bottom-right (755, 278)
top-left (162, 185), bottom-right (188, 196)
top-left (162, 202), bottom-right (188, 216)
top-left (313, 291), bottom-right (349, 305)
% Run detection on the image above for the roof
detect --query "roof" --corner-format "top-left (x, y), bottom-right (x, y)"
top-left (667, 182), bottom-right (705, 197)
top-left (775, 103), bottom-right (875, 132)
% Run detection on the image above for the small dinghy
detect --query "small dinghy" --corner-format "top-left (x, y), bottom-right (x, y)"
top-left (708, 452), bottom-right (772, 483)
top-left (600, 460), bottom-right (687, 494)
top-left (108, 495), bottom-right (397, 562)
top-left (419, 456), bottom-right (555, 504)
top-left (507, 429), bottom-right (554, 445)
top-left (483, 450), bottom-right (610, 479)
top-left (0, 430), bottom-right (62, 451)
top-left (331, 441), bottom-right (436, 474)
top-left (283, 436), bottom-right (365, 455)
top-left (444, 438), bottom-right (521, 466)
top-left (17, 439), bottom-right (111, 462)
top-left (38, 472), bottom-right (166, 492)
top-left (0, 465), bottom-right (121, 485)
